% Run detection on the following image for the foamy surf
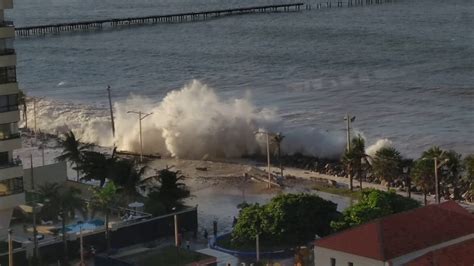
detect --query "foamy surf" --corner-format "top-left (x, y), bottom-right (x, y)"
top-left (22, 80), bottom-right (390, 159)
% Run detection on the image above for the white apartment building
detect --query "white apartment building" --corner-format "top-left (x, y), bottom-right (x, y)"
top-left (0, 0), bottom-right (25, 241)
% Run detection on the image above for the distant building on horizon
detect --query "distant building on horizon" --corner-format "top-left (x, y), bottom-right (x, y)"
top-left (314, 201), bottom-right (474, 266)
top-left (0, 0), bottom-right (25, 241)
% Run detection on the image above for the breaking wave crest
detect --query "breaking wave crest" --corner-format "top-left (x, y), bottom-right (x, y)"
top-left (25, 80), bottom-right (388, 159)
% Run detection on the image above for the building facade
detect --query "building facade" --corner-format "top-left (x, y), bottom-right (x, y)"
top-left (0, 0), bottom-right (25, 240)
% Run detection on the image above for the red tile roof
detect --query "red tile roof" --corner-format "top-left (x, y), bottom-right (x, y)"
top-left (405, 238), bottom-right (474, 266)
top-left (315, 201), bottom-right (474, 261)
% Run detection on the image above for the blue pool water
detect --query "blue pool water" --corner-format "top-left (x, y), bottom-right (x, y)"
top-left (65, 219), bottom-right (105, 233)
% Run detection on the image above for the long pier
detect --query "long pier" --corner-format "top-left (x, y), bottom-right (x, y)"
top-left (15, 3), bottom-right (304, 36)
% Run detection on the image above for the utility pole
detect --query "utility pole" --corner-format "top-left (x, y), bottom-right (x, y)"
top-left (344, 114), bottom-right (355, 151)
top-left (256, 233), bottom-right (260, 262)
top-left (8, 228), bottom-right (13, 266)
top-left (127, 111), bottom-right (153, 162)
top-left (254, 131), bottom-right (273, 188)
top-left (107, 86), bottom-right (115, 138)
top-left (434, 158), bottom-right (438, 204)
top-left (79, 225), bottom-right (84, 266)
top-left (344, 114), bottom-right (355, 191)
top-left (434, 157), bottom-right (449, 204)
top-left (33, 98), bottom-right (37, 139)
top-left (265, 132), bottom-right (271, 189)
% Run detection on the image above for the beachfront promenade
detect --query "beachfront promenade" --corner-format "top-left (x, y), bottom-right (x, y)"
top-left (15, 3), bottom-right (304, 36)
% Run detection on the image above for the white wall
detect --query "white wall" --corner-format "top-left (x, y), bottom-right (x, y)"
top-left (314, 246), bottom-right (385, 266)
top-left (23, 161), bottom-right (68, 190)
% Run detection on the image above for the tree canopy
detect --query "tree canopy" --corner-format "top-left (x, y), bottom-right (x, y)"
top-left (330, 189), bottom-right (420, 232)
top-left (231, 193), bottom-right (339, 246)
top-left (144, 169), bottom-right (190, 216)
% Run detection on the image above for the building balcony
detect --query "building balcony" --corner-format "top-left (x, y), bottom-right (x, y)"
top-left (0, 109), bottom-right (19, 124)
top-left (0, 24), bottom-right (14, 39)
top-left (0, 159), bottom-right (22, 179)
top-left (0, 82), bottom-right (19, 95)
top-left (0, 48), bottom-right (14, 56)
top-left (0, 0), bottom-right (14, 10)
top-left (0, 193), bottom-right (25, 210)
top-left (0, 134), bottom-right (21, 152)
top-left (0, 54), bottom-right (15, 68)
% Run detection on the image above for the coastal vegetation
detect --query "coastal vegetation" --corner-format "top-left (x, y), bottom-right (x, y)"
top-left (230, 194), bottom-right (339, 248)
top-left (330, 189), bottom-right (420, 232)
top-left (143, 169), bottom-right (190, 216)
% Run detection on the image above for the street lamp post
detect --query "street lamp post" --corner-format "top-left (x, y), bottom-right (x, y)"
top-left (127, 110), bottom-right (153, 162)
top-left (79, 223), bottom-right (85, 266)
top-left (8, 228), bottom-right (13, 266)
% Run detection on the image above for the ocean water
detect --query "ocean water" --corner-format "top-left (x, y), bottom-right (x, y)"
top-left (7, 0), bottom-right (474, 158)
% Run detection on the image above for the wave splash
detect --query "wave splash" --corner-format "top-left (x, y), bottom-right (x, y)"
top-left (25, 80), bottom-right (386, 159)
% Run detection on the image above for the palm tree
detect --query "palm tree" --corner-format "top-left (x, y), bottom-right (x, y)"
top-left (142, 169), bottom-right (190, 215)
top-left (18, 89), bottom-right (28, 129)
top-left (342, 136), bottom-right (369, 191)
top-left (109, 158), bottom-right (146, 199)
top-left (272, 133), bottom-right (285, 178)
top-left (89, 182), bottom-right (118, 252)
top-left (443, 150), bottom-right (463, 200)
top-left (77, 151), bottom-right (117, 187)
top-left (371, 147), bottom-right (402, 190)
top-left (412, 159), bottom-right (435, 205)
top-left (37, 182), bottom-right (86, 264)
top-left (464, 155), bottom-right (474, 201)
top-left (56, 130), bottom-right (91, 181)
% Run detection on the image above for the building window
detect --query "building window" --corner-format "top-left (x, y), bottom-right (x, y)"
top-left (0, 151), bottom-right (8, 165)
top-left (0, 94), bottom-right (19, 112)
top-left (348, 263), bottom-right (354, 266)
top-left (0, 66), bottom-right (16, 84)
top-left (0, 177), bottom-right (24, 197)
top-left (330, 258), bottom-right (336, 266)
top-left (0, 122), bottom-right (19, 140)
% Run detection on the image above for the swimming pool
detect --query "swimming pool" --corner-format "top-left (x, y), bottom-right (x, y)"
top-left (65, 219), bottom-right (105, 233)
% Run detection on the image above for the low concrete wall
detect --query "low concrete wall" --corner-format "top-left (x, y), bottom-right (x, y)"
top-left (0, 207), bottom-right (198, 264)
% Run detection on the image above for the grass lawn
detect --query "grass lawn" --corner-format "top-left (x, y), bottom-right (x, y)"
top-left (132, 246), bottom-right (213, 266)
top-left (312, 181), bottom-right (362, 199)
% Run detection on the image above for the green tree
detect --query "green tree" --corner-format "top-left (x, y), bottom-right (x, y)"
top-left (89, 182), bottom-right (118, 252)
top-left (272, 133), bottom-right (285, 178)
top-left (464, 155), bottom-right (474, 201)
top-left (143, 169), bottom-right (190, 215)
top-left (77, 151), bottom-right (116, 187)
top-left (412, 158), bottom-right (434, 205)
top-left (443, 150), bottom-right (463, 200)
top-left (371, 147), bottom-right (402, 190)
top-left (330, 189), bottom-right (420, 232)
top-left (56, 130), bottom-right (91, 181)
top-left (37, 182), bottom-right (86, 264)
top-left (342, 136), bottom-right (369, 190)
top-left (232, 194), bottom-right (339, 245)
top-left (109, 158), bottom-right (146, 198)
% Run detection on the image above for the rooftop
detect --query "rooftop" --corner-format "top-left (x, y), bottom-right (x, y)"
top-left (405, 238), bottom-right (474, 266)
top-left (315, 201), bottom-right (474, 261)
